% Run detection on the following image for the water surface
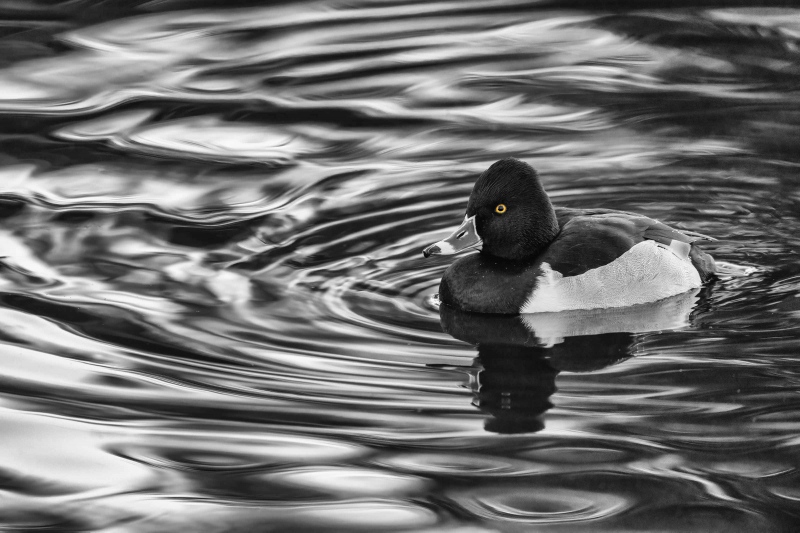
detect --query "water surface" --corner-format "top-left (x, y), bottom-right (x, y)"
top-left (1, 1), bottom-right (799, 531)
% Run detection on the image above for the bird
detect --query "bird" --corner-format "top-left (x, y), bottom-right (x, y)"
top-left (422, 158), bottom-right (716, 314)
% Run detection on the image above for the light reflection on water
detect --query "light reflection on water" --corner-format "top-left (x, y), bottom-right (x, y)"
top-left (0, 1), bottom-right (800, 531)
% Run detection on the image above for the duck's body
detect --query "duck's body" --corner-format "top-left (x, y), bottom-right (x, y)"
top-left (440, 207), bottom-right (715, 314)
top-left (424, 159), bottom-right (715, 315)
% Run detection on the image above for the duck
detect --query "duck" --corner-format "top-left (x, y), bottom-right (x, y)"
top-left (422, 158), bottom-right (716, 314)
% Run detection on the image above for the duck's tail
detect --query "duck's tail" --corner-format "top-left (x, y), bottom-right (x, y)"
top-left (689, 244), bottom-right (717, 283)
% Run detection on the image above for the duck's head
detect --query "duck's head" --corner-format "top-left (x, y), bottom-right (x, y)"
top-left (423, 158), bottom-right (559, 261)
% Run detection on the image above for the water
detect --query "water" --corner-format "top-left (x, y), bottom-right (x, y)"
top-left (0, 1), bottom-right (799, 531)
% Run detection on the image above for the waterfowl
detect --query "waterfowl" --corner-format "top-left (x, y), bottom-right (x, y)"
top-left (423, 158), bottom-right (716, 314)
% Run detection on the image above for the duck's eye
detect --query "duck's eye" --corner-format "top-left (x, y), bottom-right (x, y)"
top-left (494, 203), bottom-right (507, 214)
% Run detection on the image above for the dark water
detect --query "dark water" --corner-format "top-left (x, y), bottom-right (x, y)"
top-left (1, 1), bottom-right (800, 531)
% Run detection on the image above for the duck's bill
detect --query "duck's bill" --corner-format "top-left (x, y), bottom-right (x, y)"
top-left (423, 215), bottom-right (483, 258)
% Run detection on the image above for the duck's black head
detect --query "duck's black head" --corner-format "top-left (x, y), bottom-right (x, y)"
top-left (467, 158), bottom-right (559, 261)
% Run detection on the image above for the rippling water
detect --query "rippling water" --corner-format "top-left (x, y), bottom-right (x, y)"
top-left (1, 1), bottom-right (800, 531)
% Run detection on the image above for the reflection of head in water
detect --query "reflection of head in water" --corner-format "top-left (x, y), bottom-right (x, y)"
top-left (439, 289), bottom-right (700, 434)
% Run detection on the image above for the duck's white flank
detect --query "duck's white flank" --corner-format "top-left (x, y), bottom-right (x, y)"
top-left (520, 240), bottom-right (701, 313)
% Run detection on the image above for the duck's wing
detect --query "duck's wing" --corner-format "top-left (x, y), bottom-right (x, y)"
top-left (678, 229), bottom-right (717, 243)
top-left (545, 210), bottom-right (715, 278)
top-left (642, 221), bottom-right (717, 245)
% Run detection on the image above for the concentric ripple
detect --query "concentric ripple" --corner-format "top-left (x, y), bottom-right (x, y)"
top-left (452, 485), bottom-right (630, 524)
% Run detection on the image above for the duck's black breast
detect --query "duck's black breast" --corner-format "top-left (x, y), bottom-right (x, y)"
top-left (439, 253), bottom-right (542, 315)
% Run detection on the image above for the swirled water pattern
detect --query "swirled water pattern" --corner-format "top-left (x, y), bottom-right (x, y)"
top-left (1, 1), bottom-right (800, 531)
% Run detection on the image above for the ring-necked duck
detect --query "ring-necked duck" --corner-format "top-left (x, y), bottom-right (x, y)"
top-left (423, 158), bottom-right (716, 314)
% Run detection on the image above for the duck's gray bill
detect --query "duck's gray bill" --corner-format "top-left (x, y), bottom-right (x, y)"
top-left (423, 215), bottom-right (483, 258)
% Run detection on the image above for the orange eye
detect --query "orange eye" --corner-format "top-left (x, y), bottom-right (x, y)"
top-left (495, 203), bottom-right (507, 214)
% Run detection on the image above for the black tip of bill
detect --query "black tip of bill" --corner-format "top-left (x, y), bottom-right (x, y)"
top-left (422, 244), bottom-right (440, 258)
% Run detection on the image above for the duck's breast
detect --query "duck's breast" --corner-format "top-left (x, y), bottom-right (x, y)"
top-left (440, 253), bottom-right (541, 314)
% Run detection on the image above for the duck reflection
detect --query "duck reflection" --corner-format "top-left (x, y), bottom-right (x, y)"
top-left (439, 289), bottom-right (702, 434)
